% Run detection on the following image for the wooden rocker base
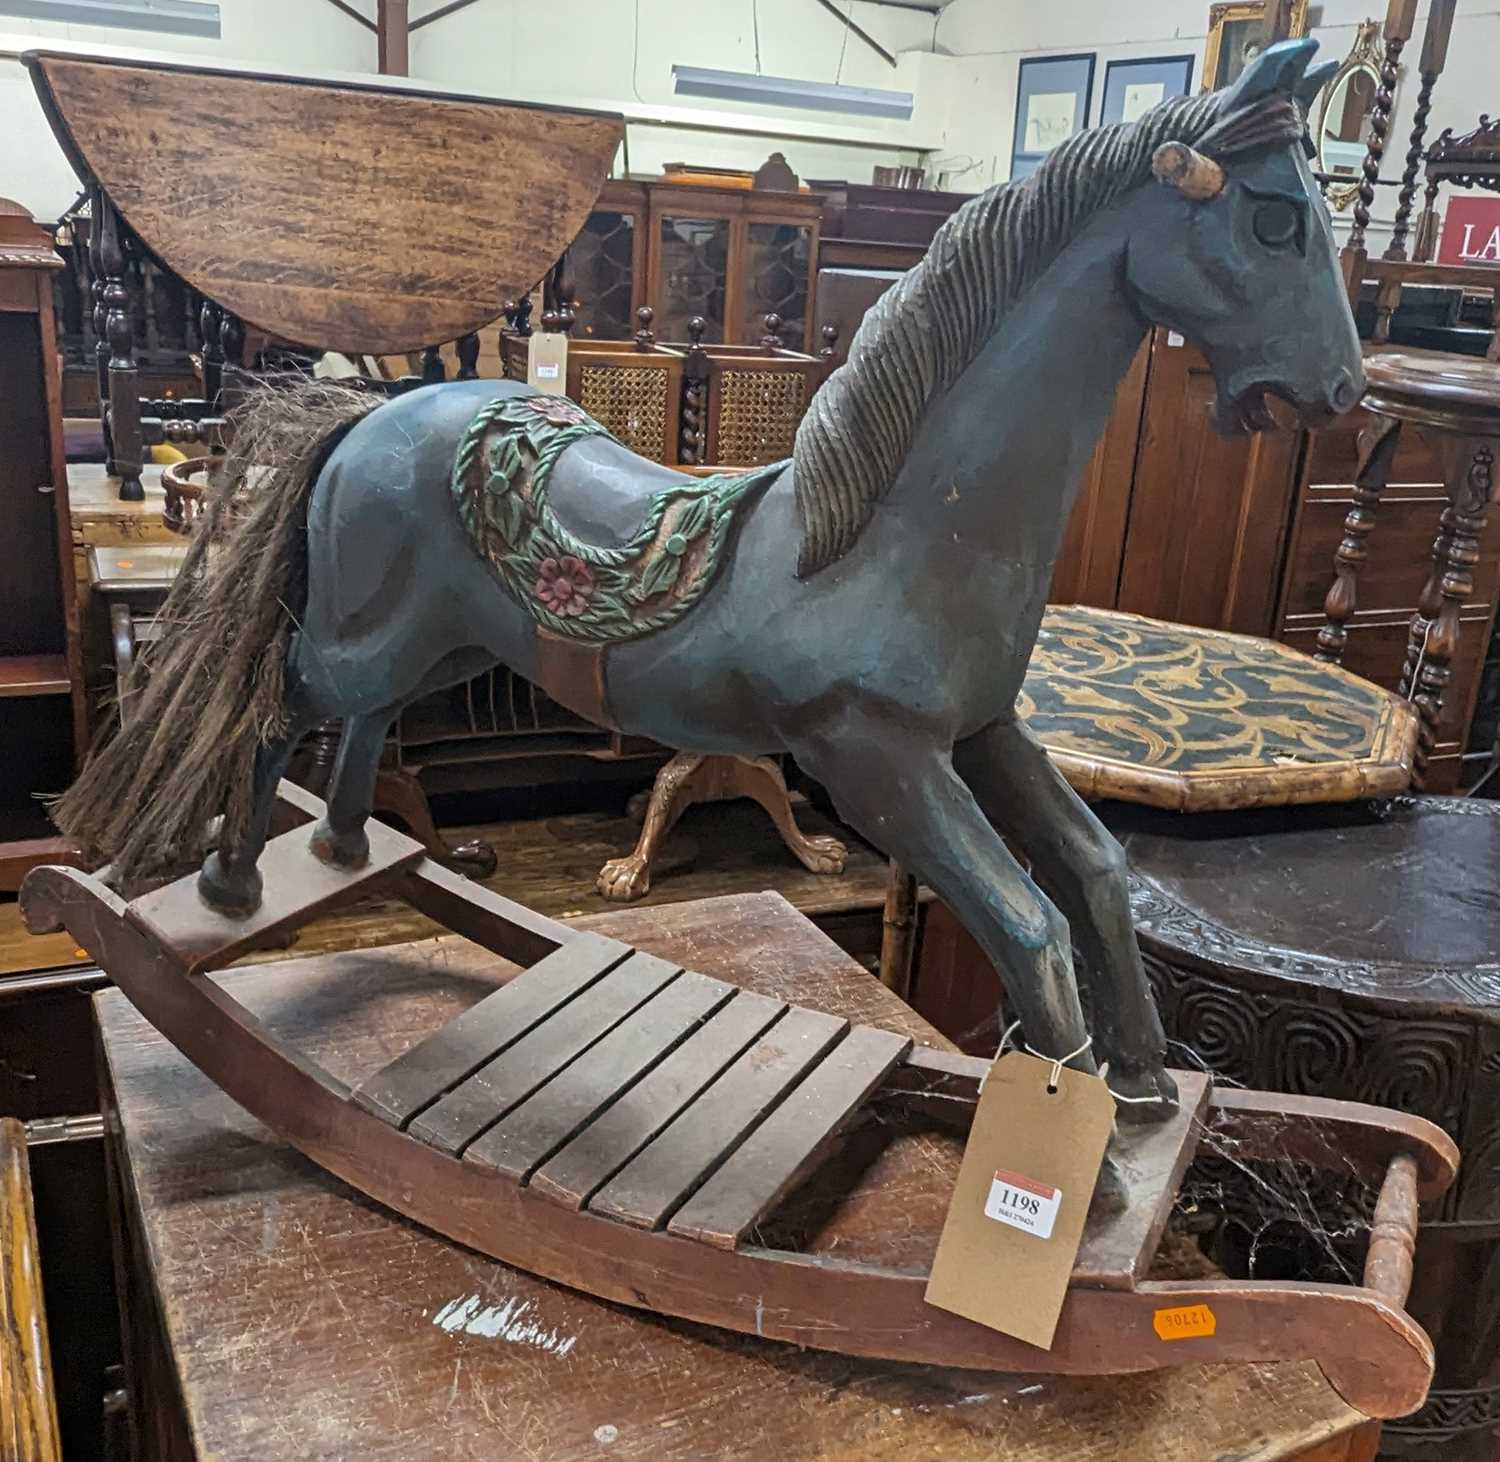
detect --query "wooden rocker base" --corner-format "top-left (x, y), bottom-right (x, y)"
top-left (21, 783), bottom-right (1458, 1421)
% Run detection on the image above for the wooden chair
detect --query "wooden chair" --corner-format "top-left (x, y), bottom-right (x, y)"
top-left (674, 313), bottom-right (837, 468)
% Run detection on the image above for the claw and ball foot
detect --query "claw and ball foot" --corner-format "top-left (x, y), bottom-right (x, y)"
top-left (597, 752), bottom-right (848, 903)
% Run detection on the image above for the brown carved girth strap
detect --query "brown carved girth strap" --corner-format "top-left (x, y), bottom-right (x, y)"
top-left (448, 392), bottom-right (786, 725)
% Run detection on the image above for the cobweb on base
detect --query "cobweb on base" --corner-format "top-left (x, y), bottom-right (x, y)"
top-left (1158, 1037), bottom-right (1378, 1287)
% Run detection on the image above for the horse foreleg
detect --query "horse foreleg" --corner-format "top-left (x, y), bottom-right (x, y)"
top-left (955, 715), bottom-right (1176, 1122)
top-left (795, 722), bottom-right (1127, 1208)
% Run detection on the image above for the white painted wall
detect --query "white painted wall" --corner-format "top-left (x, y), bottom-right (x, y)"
top-left (406, 0), bottom-right (940, 182)
top-left (0, 0), bottom-right (374, 218)
top-left (2, 0), bottom-right (1496, 235)
top-left (0, 0), bottom-right (942, 222)
top-left (931, 0), bottom-right (1500, 246)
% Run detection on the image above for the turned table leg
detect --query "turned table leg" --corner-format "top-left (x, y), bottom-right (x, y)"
top-left (1317, 416), bottom-right (1403, 665)
top-left (878, 862), bottom-right (920, 998)
top-left (1400, 437), bottom-right (1495, 785)
top-left (97, 194), bottom-right (144, 504)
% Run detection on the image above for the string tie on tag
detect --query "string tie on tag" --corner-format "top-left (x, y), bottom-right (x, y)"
top-left (1096, 1060), bottom-right (1171, 1106)
top-left (1025, 1034), bottom-right (1093, 1093)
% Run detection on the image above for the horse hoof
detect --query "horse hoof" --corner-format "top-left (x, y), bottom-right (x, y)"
top-left (597, 857), bottom-right (650, 902)
top-left (1091, 1153), bottom-right (1130, 1215)
top-left (1110, 1065), bottom-right (1180, 1126)
top-left (197, 852), bottom-right (263, 918)
top-left (308, 820), bottom-right (370, 870)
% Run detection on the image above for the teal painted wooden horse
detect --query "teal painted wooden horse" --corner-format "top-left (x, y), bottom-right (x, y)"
top-left (56, 42), bottom-right (1360, 1202)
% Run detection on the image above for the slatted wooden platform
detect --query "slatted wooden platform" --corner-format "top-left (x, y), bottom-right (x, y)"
top-left (353, 926), bottom-right (914, 1244)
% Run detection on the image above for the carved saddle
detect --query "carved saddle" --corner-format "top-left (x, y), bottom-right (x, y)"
top-left (450, 393), bottom-right (785, 644)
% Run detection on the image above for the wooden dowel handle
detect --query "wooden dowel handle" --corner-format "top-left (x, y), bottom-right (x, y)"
top-left (1363, 1151), bottom-right (1420, 1304)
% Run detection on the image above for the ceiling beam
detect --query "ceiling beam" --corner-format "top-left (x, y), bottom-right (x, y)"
top-left (410, 0), bottom-right (484, 31)
top-left (317, 0), bottom-right (376, 33)
top-left (811, 0), bottom-right (897, 68)
top-left (378, 0), bottom-right (409, 75)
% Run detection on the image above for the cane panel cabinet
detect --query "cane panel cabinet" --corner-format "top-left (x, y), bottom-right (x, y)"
top-left (567, 179), bottom-right (824, 352)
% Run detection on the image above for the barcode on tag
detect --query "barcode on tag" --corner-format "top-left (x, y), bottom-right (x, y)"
top-left (984, 1167), bottom-right (1061, 1240)
top-left (536, 363), bottom-right (560, 380)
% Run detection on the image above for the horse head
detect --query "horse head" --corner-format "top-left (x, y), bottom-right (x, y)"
top-left (1124, 39), bottom-right (1361, 432)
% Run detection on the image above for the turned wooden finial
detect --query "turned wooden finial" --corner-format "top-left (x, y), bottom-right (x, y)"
top-left (761, 312), bottom-right (783, 352)
top-left (820, 322), bottom-right (839, 364)
top-left (514, 294), bottom-right (533, 337)
top-left (634, 305), bottom-right (656, 350)
top-left (540, 308), bottom-right (560, 333)
top-left (687, 315), bottom-right (706, 350)
top-left (1152, 142), bottom-right (1225, 200)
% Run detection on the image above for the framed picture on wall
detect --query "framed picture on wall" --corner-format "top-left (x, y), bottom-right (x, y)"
top-left (1010, 53), bottom-right (1096, 180)
top-left (1101, 55), bottom-right (1195, 126)
top-left (1202, 1), bottom-right (1308, 92)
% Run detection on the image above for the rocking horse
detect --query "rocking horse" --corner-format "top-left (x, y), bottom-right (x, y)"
top-left (25, 43), bottom-right (1454, 1412)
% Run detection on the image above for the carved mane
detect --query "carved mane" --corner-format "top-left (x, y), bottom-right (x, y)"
top-left (791, 90), bottom-right (1302, 576)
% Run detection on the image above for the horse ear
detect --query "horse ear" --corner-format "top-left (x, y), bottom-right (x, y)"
top-left (1217, 36), bottom-right (1319, 108)
top-left (1295, 58), bottom-right (1340, 110)
top-left (1152, 142), bottom-right (1226, 200)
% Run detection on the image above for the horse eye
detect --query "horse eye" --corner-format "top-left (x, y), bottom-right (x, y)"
top-left (1253, 198), bottom-right (1300, 248)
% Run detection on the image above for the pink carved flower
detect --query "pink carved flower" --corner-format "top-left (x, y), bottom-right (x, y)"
top-left (525, 394), bottom-right (588, 428)
top-left (535, 555), bottom-right (594, 616)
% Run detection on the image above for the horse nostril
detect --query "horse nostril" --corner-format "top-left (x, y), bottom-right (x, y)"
top-left (1330, 373), bottom-right (1360, 414)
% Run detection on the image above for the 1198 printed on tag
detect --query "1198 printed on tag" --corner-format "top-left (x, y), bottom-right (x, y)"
top-left (925, 1050), bottom-right (1117, 1350)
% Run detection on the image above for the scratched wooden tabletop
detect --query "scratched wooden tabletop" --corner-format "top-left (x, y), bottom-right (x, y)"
top-left (97, 891), bottom-right (1369, 1461)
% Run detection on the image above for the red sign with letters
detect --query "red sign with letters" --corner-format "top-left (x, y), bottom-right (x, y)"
top-left (1437, 196), bottom-right (1500, 267)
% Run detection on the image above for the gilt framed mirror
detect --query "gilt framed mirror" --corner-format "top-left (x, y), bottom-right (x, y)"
top-left (1202, 0), bottom-right (1309, 91)
top-left (1313, 19), bottom-right (1384, 210)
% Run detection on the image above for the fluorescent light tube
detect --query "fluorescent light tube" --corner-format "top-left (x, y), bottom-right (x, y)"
top-left (0, 0), bottom-right (220, 37)
top-left (672, 65), bottom-right (914, 121)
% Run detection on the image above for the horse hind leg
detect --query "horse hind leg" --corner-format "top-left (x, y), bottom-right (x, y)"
top-left (308, 712), bottom-right (390, 869)
top-left (197, 713), bottom-right (316, 915)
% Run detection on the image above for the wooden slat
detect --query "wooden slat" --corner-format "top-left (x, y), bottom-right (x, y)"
top-left (353, 930), bottom-right (627, 1126)
top-left (409, 951), bottom-right (681, 1155)
top-left (0, 656), bottom-right (69, 698)
top-left (464, 970), bottom-right (737, 1181)
top-left (530, 990), bottom-right (787, 1210)
top-left (588, 1007), bottom-right (848, 1231)
top-left (125, 817), bottom-right (426, 977)
top-left (667, 1025), bottom-right (912, 1250)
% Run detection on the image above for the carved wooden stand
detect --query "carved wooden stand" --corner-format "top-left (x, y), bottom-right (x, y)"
top-left (1318, 353), bottom-right (1500, 785)
top-left (597, 752), bottom-right (847, 901)
top-left (16, 782), bottom-right (1457, 1417)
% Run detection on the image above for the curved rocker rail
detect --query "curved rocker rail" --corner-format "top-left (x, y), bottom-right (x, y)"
top-left (20, 791), bottom-right (1458, 1423)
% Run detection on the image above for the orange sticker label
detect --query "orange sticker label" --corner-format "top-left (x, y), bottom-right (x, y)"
top-left (1153, 1304), bottom-right (1216, 1341)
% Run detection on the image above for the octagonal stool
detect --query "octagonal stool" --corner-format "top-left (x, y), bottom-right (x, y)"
top-left (1317, 352), bottom-right (1500, 786)
top-left (1110, 794), bottom-right (1500, 1462)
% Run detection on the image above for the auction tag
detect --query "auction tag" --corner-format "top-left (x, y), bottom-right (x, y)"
top-left (527, 331), bottom-right (568, 390)
top-left (926, 1050), bottom-right (1117, 1351)
top-left (1153, 1303), bottom-right (1216, 1341)
top-left (985, 1167), bottom-right (1062, 1239)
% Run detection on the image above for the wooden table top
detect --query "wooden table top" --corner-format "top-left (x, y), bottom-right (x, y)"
top-left (97, 890), bottom-right (1370, 1460)
top-left (1021, 607), bottom-right (1417, 811)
